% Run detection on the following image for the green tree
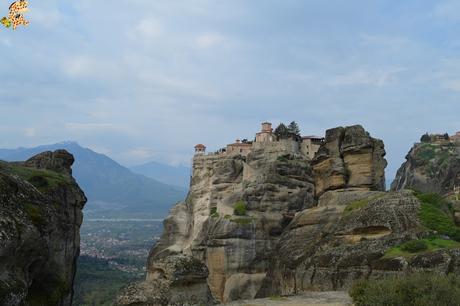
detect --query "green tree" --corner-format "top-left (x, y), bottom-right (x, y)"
top-left (443, 133), bottom-right (450, 140)
top-left (420, 133), bottom-right (431, 143)
top-left (274, 123), bottom-right (290, 140)
top-left (288, 121), bottom-right (301, 140)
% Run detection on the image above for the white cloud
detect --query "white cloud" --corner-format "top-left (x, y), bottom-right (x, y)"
top-left (328, 67), bottom-right (405, 87)
top-left (194, 33), bottom-right (225, 49)
top-left (442, 80), bottom-right (460, 92)
top-left (133, 18), bottom-right (163, 39)
top-left (122, 148), bottom-right (155, 160)
top-left (435, 58), bottom-right (460, 92)
top-left (360, 34), bottom-right (410, 51)
top-left (136, 72), bottom-right (219, 98)
top-left (65, 123), bottom-right (116, 131)
top-left (61, 56), bottom-right (94, 78)
top-left (28, 7), bottom-right (63, 28)
top-left (1, 38), bottom-right (12, 47)
top-left (434, 1), bottom-right (460, 22)
top-left (61, 55), bottom-right (121, 80)
top-left (24, 127), bottom-right (36, 137)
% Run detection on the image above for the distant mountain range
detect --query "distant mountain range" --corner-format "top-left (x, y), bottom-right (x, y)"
top-left (130, 161), bottom-right (190, 188)
top-left (0, 142), bottom-right (187, 218)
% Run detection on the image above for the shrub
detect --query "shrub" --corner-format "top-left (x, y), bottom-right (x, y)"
top-left (400, 240), bottom-right (428, 253)
top-left (210, 207), bottom-right (218, 217)
top-left (23, 202), bottom-right (46, 227)
top-left (276, 154), bottom-right (290, 162)
top-left (343, 195), bottom-right (384, 216)
top-left (350, 274), bottom-right (460, 306)
top-left (343, 198), bottom-right (371, 215)
top-left (384, 237), bottom-right (460, 258)
top-left (233, 200), bottom-right (247, 216)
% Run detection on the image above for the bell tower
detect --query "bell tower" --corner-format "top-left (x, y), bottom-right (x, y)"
top-left (194, 144), bottom-right (206, 155)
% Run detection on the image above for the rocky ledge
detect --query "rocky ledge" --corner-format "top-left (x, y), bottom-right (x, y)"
top-left (0, 150), bottom-right (86, 306)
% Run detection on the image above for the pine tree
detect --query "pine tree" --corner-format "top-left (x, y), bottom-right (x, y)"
top-left (274, 123), bottom-right (289, 140)
top-left (420, 133), bottom-right (431, 143)
top-left (288, 121), bottom-right (301, 140)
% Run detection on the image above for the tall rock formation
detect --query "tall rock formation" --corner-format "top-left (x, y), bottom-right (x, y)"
top-left (312, 125), bottom-right (387, 197)
top-left (391, 139), bottom-right (460, 195)
top-left (117, 141), bottom-right (315, 305)
top-left (118, 125), bottom-right (460, 305)
top-left (0, 150), bottom-right (87, 306)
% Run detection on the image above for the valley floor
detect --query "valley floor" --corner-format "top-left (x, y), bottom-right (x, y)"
top-left (223, 291), bottom-right (352, 306)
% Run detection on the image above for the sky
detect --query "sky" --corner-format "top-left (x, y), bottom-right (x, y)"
top-left (1, 0), bottom-right (460, 182)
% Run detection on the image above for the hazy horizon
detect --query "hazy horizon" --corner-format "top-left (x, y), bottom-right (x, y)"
top-left (1, 1), bottom-right (460, 182)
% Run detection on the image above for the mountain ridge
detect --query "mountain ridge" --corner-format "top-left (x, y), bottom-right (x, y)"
top-left (0, 142), bottom-right (187, 218)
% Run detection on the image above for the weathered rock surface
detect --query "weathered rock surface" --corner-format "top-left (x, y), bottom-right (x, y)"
top-left (117, 142), bottom-right (315, 305)
top-left (0, 150), bottom-right (86, 306)
top-left (119, 125), bottom-right (460, 305)
top-left (116, 254), bottom-right (215, 306)
top-left (391, 140), bottom-right (460, 195)
top-left (258, 190), bottom-right (432, 295)
top-left (312, 125), bottom-right (386, 197)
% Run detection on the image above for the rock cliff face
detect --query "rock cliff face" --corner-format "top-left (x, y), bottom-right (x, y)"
top-left (117, 141), bottom-right (315, 305)
top-left (258, 189), bottom-right (426, 295)
top-left (118, 125), bottom-right (460, 305)
top-left (312, 125), bottom-right (387, 197)
top-left (0, 150), bottom-right (87, 306)
top-left (391, 140), bottom-right (460, 195)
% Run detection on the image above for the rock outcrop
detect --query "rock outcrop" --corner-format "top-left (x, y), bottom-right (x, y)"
top-left (0, 150), bottom-right (86, 306)
top-left (117, 141), bottom-right (315, 305)
top-left (391, 139), bottom-right (460, 195)
top-left (119, 125), bottom-right (460, 305)
top-left (258, 190), bottom-right (424, 295)
top-left (312, 125), bottom-right (387, 197)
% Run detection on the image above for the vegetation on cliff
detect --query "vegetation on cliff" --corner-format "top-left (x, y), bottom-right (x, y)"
top-left (0, 161), bottom-right (72, 192)
top-left (233, 200), bottom-right (247, 216)
top-left (416, 192), bottom-right (460, 241)
top-left (384, 236), bottom-right (460, 258)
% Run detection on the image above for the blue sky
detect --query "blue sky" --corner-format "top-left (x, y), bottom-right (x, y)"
top-left (1, 0), bottom-right (460, 182)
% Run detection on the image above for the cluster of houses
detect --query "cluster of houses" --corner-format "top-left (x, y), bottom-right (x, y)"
top-left (194, 122), bottom-right (324, 160)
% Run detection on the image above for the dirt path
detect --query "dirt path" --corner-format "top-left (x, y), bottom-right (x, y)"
top-left (223, 291), bottom-right (352, 306)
